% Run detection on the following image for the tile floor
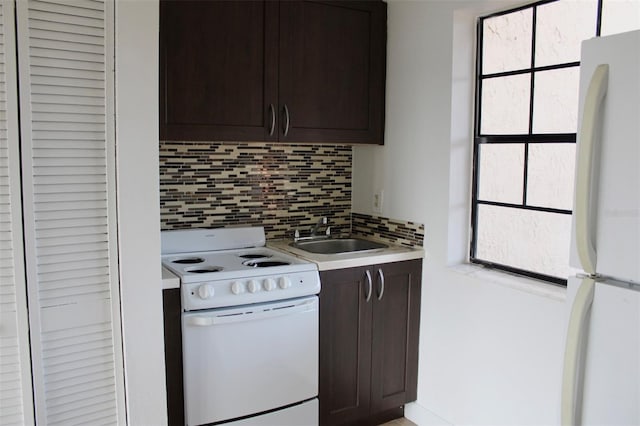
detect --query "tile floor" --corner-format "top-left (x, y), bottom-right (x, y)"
top-left (380, 418), bottom-right (417, 426)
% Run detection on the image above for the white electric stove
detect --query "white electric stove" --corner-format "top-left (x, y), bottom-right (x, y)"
top-left (161, 227), bottom-right (320, 426)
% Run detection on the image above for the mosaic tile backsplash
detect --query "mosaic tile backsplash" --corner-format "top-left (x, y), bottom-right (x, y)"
top-left (160, 141), bottom-right (425, 246)
top-left (159, 142), bottom-right (352, 239)
top-left (352, 213), bottom-right (424, 248)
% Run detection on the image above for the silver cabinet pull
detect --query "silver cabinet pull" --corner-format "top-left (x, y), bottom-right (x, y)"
top-left (377, 269), bottom-right (385, 300)
top-left (268, 104), bottom-right (275, 136)
top-left (365, 270), bottom-right (372, 302)
top-left (283, 104), bottom-right (290, 137)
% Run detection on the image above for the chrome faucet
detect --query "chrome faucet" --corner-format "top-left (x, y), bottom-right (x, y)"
top-left (294, 217), bottom-right (331, 242)
top-left (310, 217), bottom-right (328, 237)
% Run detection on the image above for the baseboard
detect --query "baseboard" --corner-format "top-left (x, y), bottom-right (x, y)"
top-left (404, 402), bottom-right (453, 426)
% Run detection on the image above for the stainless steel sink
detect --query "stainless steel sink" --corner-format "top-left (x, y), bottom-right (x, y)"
top-left (290, 238), bottom-right (387, 254)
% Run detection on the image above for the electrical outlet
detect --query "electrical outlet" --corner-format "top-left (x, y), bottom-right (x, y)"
top-left (373, 190), bottom-right (383, 213)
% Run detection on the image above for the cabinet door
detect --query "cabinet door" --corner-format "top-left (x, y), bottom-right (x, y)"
top-left (279, 1), bottom-right (386, 144)
top-left (160, 0), bottom-right (278, 141)
top-left (370, 260), bottom-right (422, 412)
top-left (319, 266), bottom-right (373, 426)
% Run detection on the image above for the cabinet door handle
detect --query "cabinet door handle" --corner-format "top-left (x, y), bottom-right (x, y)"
top-left (377, 269), bottom-right (385, 300)
top-left (268, 103), bottom-right (275, 136)
top-left (283, 104), bottom-right (290, 137)
top-left (365, 270), bottom-right (373, 302)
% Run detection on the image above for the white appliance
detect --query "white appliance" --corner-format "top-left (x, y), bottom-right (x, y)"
top-left (562, 30), bottom-right (640, 426)
top-left (162, 227), bottom-right (321, 426)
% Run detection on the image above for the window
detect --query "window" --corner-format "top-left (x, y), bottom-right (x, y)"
top-left (471, 0), bottom-right (640, 285)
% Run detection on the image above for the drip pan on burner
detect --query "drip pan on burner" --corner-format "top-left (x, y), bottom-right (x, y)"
top-left (244, 260), bottom-right (291, 268)
top-left (172, 257), bottom-right (205, 264)
top-left (185, 266), bottom-right (224, 274)
top-left (238, 254), bottom-right (272, 260)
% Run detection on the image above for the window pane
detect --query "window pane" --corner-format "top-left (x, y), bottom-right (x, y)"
top-left (475, 204), bottom-right (573, 279)
top-left (527, 143), bottom-right (576, 210)
top-left (482, 9), bottom-right (532, 74)
top-left (481, 74), bottom-right (531, 134)
top-left (478, 144), bottom-right (524, 204)
top-left (601, 0), bottom-right (640, 36)
top-left (535, 0), bottom-right (598, 67)
top-left (532, 67), bottom-right (580, 133)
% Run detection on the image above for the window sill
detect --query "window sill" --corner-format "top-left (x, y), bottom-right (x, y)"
top-left (448, 263), bottom-right (567, 302)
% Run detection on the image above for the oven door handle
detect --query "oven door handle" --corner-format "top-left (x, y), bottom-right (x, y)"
top-left (186, 299), bottom-right (317, 327)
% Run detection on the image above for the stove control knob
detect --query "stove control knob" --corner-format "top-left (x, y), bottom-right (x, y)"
top-left (263, 278), bottom-right (277, 291)
top-left (197, 284), bottom-right (214, 300)
top-left (279, 277), bottom-right (292, 289)
top-left (231, 281), bottom-right (245, 295)
top-left (247, 279), bottom-right (261, 293)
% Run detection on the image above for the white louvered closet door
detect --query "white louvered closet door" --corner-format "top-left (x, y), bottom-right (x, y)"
top-left (16, 0), bottom-right (125, 424)
top-left (0, 1), bottom-right (35, 425)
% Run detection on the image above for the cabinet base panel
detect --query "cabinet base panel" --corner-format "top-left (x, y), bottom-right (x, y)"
top-left (365, 407), bottom-right (405, 426)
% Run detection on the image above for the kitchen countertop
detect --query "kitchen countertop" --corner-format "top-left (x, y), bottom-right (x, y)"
top-left (268, 238), bottom-right (424, 271)
top-left (162, 266), bottom-right (180, 290)
top-left (161, 237), bottom-right (425, 289)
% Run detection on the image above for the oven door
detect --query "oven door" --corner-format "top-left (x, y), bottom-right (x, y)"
top-left (182, 296), bottom-right (319, 426)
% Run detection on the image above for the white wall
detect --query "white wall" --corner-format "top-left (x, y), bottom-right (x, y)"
top-left (115, 1), bottom-right (167, 425)
top-left (353, 1), bottom-right (567, 424)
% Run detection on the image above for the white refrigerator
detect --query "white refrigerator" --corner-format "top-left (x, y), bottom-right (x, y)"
top-left (562, 30), bottom-right (640, 426)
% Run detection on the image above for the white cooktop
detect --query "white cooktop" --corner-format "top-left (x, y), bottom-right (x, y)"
top-left (161, 227), bottom-right (320, 309)
top-left (162, 246), bottom-right (316, 284)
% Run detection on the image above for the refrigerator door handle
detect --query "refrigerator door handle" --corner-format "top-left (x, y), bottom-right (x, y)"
top-left (574, 64), bottom-right (609, 275)
top-left (561, 277), bottom-right (596, 426)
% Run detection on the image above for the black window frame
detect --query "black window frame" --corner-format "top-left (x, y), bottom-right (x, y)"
top-left (470, 0), bottom-right (605, 286)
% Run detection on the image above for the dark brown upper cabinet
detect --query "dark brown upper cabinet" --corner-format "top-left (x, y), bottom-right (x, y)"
top-left (160, 1), bottom-right (278, 142)
top-left (160, 0), bottom-right (387, 144)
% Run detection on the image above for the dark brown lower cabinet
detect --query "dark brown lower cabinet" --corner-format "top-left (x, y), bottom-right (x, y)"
top-left (163, 289), bottom-right (184, 426)
top-left (319, 260), bottom-right (422, 426)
